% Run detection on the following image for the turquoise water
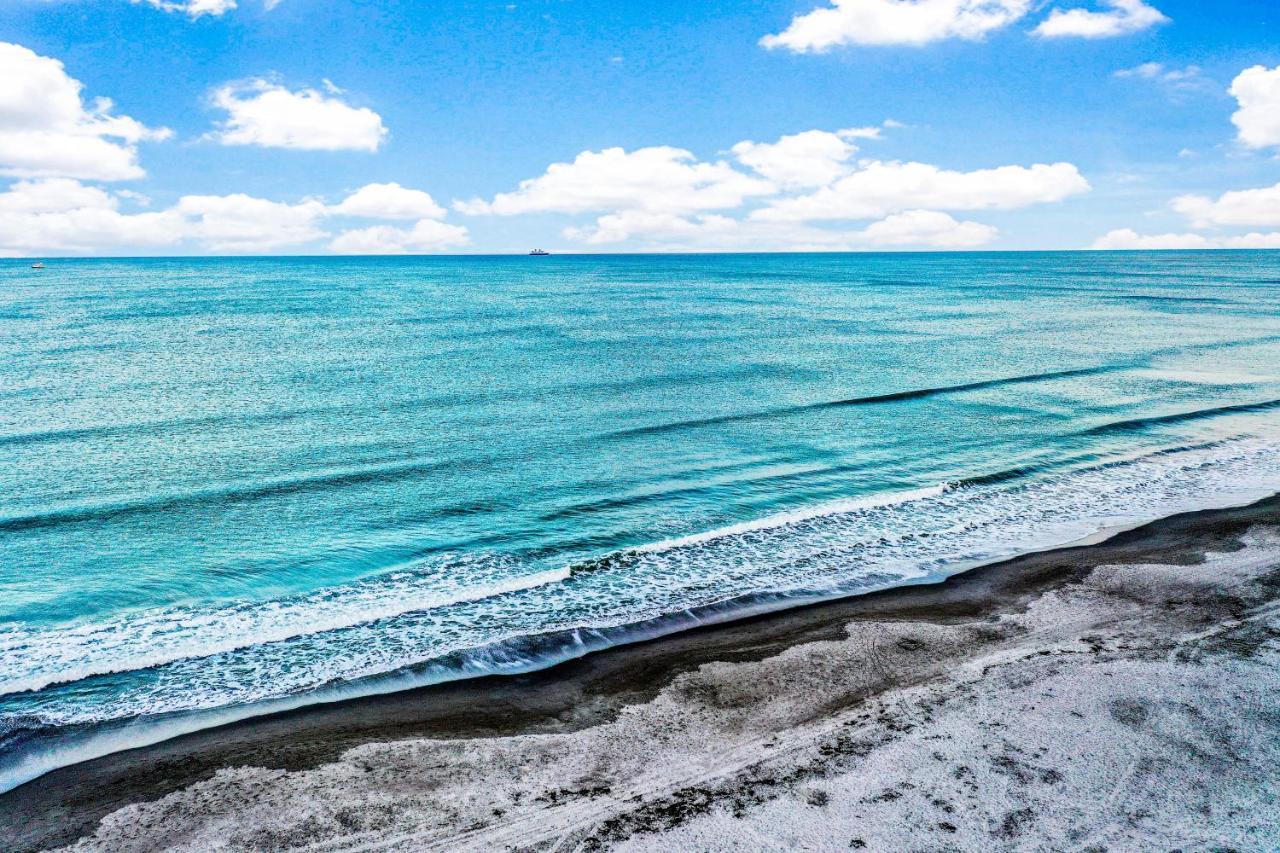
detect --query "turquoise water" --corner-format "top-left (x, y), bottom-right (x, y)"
top-left (4, 252), bottom-right (1280, 790)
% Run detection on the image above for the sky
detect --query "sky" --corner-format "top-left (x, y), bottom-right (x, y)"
top-left (0, 0), bottom-right (1278, 255)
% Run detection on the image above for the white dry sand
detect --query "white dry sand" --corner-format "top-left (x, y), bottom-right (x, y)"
top-left (49, 527), bottom-right (1280, 852)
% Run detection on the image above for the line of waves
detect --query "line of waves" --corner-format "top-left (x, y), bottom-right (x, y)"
top-left (8, 354), bottom-right (1279, 536)
top-left (596, 334), bottom-right (1280, 443)
top-left (1083, 397), bottom-right (1280, 435)
top-left (0, 456), bottom-right (473, 533)
top-left (0, 363), bottom-right (798, 451)
top-left (605, 366), bottom-right (1121, 439)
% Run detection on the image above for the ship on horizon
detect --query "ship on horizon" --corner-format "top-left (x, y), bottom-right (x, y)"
top-left (529, 249), bottom-right (550, 256)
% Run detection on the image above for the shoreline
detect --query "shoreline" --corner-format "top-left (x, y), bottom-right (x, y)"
top-left (5, 494), bottom-right (1280, 850)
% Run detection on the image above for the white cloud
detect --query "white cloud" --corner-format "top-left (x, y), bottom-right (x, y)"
top-left (761, 0), bottom-right (1030, 51)
top-left (1115, 62), bottom-right (1196, 83)
top-left (562, 208), bottom-right (997, 251)
top-left (753, 160), bottom-right (1088, 221)
top-left (135, 0), bottom-right (238, 16)
top-left (0, 178), bottom-right (116, 214)
top-left (841, 125), bottom-right (889, 139)
top-left (1090, 229), bottom-right (1209, 250)
top-left (855, 209), bottom-right (997, 246)
top-left (1115, 62), bottom-right (1163, 80)
top-left (330, 182), bottom-right (446, 219)
top-left (1224, 233), bottom-right (1280, 249)
top-left (731, 128), bottom-right (872, 189)
top-left (455, 146), bottom-right (775, 216)
top-left (173, 193), bottom-right (329, 251)
top-left (211, 79), bottom-right (387, 152)
top-left (564, 211), bottom-right (740, 245)
top-left (1172, 182), bottom-right (1280, 229)
top-left (1114, 62), bottom-right (1206, 93)
top-left (329, 220), bottom-right (470, 254)
top-left (0, 179), bottom-right (470, 255)
top-left (0, 179), bottom-right (184, 253)
top-left (1229, 65), bottom-right (1280, 150)
top-left (0, 42), bottom-right (171, 181)
top-left (1096, 178), bottom-right (1280, 251)
top-left (1091, 228), bottom-right (1280, 250)
top-left (1034, 0), bottom-right (1168, 39)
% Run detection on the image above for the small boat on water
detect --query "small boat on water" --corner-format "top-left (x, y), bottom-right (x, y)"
top-left (529, 249), bottom-right (550, 256)
top-left (30, 262), bottom-right (45, 269)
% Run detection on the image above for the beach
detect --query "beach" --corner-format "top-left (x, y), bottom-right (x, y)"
top-left (5, 495), bottom-right (1279, 851)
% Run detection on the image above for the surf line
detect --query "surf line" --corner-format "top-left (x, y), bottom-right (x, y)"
top-left (602, 365), bottom-right (1121, 440)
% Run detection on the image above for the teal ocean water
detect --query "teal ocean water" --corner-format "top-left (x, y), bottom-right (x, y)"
top-left (4, 252), bottom-right (1280, 791)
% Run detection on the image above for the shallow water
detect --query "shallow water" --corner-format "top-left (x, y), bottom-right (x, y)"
top-left (3, 251), bottom-right (1280, 790)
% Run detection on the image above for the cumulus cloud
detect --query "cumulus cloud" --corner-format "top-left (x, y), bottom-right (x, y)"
top-left (1229, 65), bottom-right (1280, 150)
top-left (1095, 178), bottom-right (1280, 251)
top-left (330, 182), bottom-right (446, 219)
top-left (563, 211), bottom-right (740, 246)
top-left (0, 179), bottom-right (464, 255)
top-left (1033, 0), bottom-right (1168, 39)
top-left (753, 160), bottom-right (1089, 221)
top-left (0, 178), bottom-right (116, 214)
top-left (731, 128), bottom-right (877, 189)
top-left (211, 79), bottom-right (387, 152)
top-left (329, 220), bottom-right (470, 254)
top-left (173, 194), bottom-right (328, 251)
top-left (1225, 233), bottom-right (1280, 249)
top-left (855, 209), bottom-right (997, 246)
top-left (130, 0), bottom-right (284, 16)
top-left (562, 208), bottom-right (998, 251)
top-left (759, 0), bottom-right (1164, 50)
top-left (1171, 182), bottom-right (1280, 229)
top-left (760, 0), bottom-right (1030, 51)
top-left (1089, 229), bottom-right (1209, 250)
top-left (1090, 228), bottom-right (1280, 250)
top-left (455, 146), bottom-right (775, 216)
top-left (0, 179), bottom-right (183, 253)
top-left (0, 42), bottom-right (171, 181)
top-left (135, 0), bottom-right (238, 16)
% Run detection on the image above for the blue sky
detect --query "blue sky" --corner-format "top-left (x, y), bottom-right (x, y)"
top-left (1, 0), bottom-right (1278, 254)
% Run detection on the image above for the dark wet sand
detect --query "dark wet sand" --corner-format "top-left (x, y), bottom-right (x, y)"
top-left (4, 495), bottom-right (1280, 852)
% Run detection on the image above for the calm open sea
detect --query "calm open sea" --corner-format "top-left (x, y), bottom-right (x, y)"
top-left (4, 252), bottom-right (1280, 791)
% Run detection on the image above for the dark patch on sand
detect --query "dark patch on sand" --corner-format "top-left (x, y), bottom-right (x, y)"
top-left (1110, 698), bottom-right (1150, 728)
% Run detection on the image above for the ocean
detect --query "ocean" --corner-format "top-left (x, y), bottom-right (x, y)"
top-left (3, 251), bottom-right (1280, 792)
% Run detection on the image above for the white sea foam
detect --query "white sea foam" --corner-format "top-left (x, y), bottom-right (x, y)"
top-left (635, 485), bottom-right (947, 553)
top-left (0, 565), bottom-right (570, 697)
